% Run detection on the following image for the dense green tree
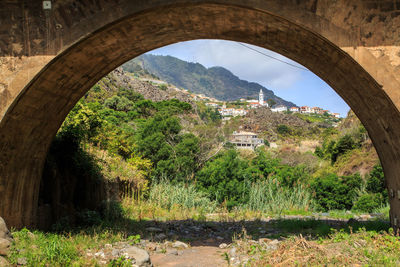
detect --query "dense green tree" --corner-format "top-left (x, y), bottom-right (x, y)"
top-left (311, 173), bottom-right (362, 211)
top-left (277, 124), bottom-right (291, 136)
top-left (366, 164), bottom-right (387, 204)
top-left (331, 134), bottom-right (356, 163)
top-left (117, 88), bottom-right (144, 102)
top-left (353, 193), bottom-right (384, 213)
top-left (196, 150), bottom-right (257, 208)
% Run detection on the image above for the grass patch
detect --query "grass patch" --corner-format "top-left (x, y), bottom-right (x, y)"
top-left (8, 229), bottom-right (80, 266)
top-left (249, 228), bottom-right (400, 266)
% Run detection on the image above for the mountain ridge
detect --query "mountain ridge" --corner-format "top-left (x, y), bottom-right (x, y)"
top-left (122, 54), bottom-right (297, 107)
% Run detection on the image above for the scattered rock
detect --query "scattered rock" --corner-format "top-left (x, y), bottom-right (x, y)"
top-left (17, 257), bottom-right (27, 265)
top-left (0, 218), bottom-right (12, 242)
top-left (94, 251), bottom-right (105, 258)
top-left (154, 233), bottom-right (167, 241)
top-left (122, 246), bottom-right (152, 267)
top-left (146, 227), bottom-right (162, 233)
top-left (166, 248), bottom-right (178, 255)
top-left (27, 231), bottom-right (35, 239)
top-left (146, 243), bottom-right (157, 251)
top-left (359, 214), bottom-right (372, 220)
top-left (104, 243), bottom-right (112, 249)
top-left (172, 241), bottom-right (188, 249)
top-left (0, 238), bottom-right (11, 256)
top-left (258, 238), bottom-right (271, 244)
top-left (229, 247), bottom-right (237, 257)
top-left (111, 249), bottom-right (120, 257)
top-left (0, 256), bottom-right (9, 266)
top-left (269, 239), bottom-right (280, 246)
top-left (266, 239), bottom-right (280, 251)
top-left (219, 243), bottom-right (228, 249)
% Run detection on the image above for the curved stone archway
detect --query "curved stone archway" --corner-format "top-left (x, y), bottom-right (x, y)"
top-left (1, 1), bottom-right (400, 228)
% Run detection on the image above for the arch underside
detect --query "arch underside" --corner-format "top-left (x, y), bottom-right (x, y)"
top-left (1, 3), bottom-right (400, 227)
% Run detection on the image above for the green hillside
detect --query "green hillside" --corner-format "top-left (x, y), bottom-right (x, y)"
top-left (123, 54), bottom-right (297, 107)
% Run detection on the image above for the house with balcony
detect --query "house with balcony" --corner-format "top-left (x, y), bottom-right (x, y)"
top-left (230, 131), bottom-right (264, 150)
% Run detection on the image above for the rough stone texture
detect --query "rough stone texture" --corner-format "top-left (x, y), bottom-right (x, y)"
top-left (0, 0), bottom-right (400, 229)
top-left (0, 256), bottom-right (9, 267)
top-left (0, 239), bottom-right (11, 257)
top-left (0, 218), bottom-right (12, 242)
top-left (172, 241), bottom-right (189, 249)
top-left (122, 246), bottom-right (152, 267)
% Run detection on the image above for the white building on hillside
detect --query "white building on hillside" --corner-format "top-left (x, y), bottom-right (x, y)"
top-left (331, 112), bottom-right (340, 118)
top-left (290, 107), bottom-right (300, 113)
top-left (205, 102), bottom-right (220, 108)
top-left (247, 90), bottom-right (269, 108)
top-left (271, 105), bottom-right (288, 113)
top-left (249, 102), bottom-right (260, 109)
top-left (219, 107), bottom-right (247, 117)
top-left (300, 106), bottom-right (312, 113)
top-left (230, 131), bottom-right (264, 150)
top-left (259, 89), bottom-right (264, 105)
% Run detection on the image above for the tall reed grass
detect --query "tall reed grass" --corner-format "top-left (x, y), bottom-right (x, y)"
top-left (148, 180), bottom-right (217, 212)
top-left (246, 179), bottom-right (315, 214)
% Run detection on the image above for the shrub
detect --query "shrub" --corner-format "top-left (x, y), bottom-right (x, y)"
top-left (311, 173), bottom-right (362, 211)
top-left (264, 139), bottom-right (270, 147)
top-left (195, 150), bottom-right (257, 208)
top-left (314, 146), bottom-right (324, 158)
top-left (353, 193), bottom-right (383, 213)
top-left (366, 164), bottom-right (387, 198)
top-left (158, 84), bottom-right (168, 91)
top-left (277, 124), bottom-right (291, 135)
top-left (100, 201), bottom-right (125, 221)
top-left (331, 134), bottom-right (356, 163)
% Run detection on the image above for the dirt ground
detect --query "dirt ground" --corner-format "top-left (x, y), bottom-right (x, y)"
top-left (151, 246), bottom-right (228, 267)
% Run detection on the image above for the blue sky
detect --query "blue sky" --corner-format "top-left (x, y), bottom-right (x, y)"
top-left (146, 40), bottom-right (350, 117)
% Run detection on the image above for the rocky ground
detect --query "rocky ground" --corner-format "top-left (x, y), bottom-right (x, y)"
top-left (0, 217), bottom-right (13, 266)
top-left (0, 213), bottom-right (389, 266)
top-left (78, 214), bottom-right (385, 267)
top-left (110, 68), bottom-right (195, 105)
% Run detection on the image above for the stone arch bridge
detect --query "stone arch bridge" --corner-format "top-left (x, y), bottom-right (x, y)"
top-left (1, 0), bottom-right (400, 228)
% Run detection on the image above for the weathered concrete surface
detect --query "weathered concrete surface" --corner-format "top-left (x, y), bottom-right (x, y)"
top-left (0, 0), bottom-right (400, 228)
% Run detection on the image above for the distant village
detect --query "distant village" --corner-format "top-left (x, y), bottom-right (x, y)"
top-left (187, 89), bottom-right (340, 120)
top-left (175, 88), bottom-right (341, 150)
top-left (144, 81), bottom-right (342, 150)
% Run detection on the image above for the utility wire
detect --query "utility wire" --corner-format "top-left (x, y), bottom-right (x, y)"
top-left (237, 42), bottom-right (310, 71)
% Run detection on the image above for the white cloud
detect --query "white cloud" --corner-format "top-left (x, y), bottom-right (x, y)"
top-left (146, 39), bottom-right (350, 116)
top-left (148, 40), bottom-right (305, 91)
top-left (193, 40), bottom-right (304, 90)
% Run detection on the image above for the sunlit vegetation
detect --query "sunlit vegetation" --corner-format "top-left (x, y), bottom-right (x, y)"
top-left (7, 68), bottom-right (393, 266)
top-left (50, 73), bottom-right (387, 215)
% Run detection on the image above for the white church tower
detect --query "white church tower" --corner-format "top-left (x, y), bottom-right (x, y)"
top-left (259, 89), bottom-right (264, 106)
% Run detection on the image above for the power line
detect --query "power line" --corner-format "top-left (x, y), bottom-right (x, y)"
top-left (236, 42), bottom-right (310, 71)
